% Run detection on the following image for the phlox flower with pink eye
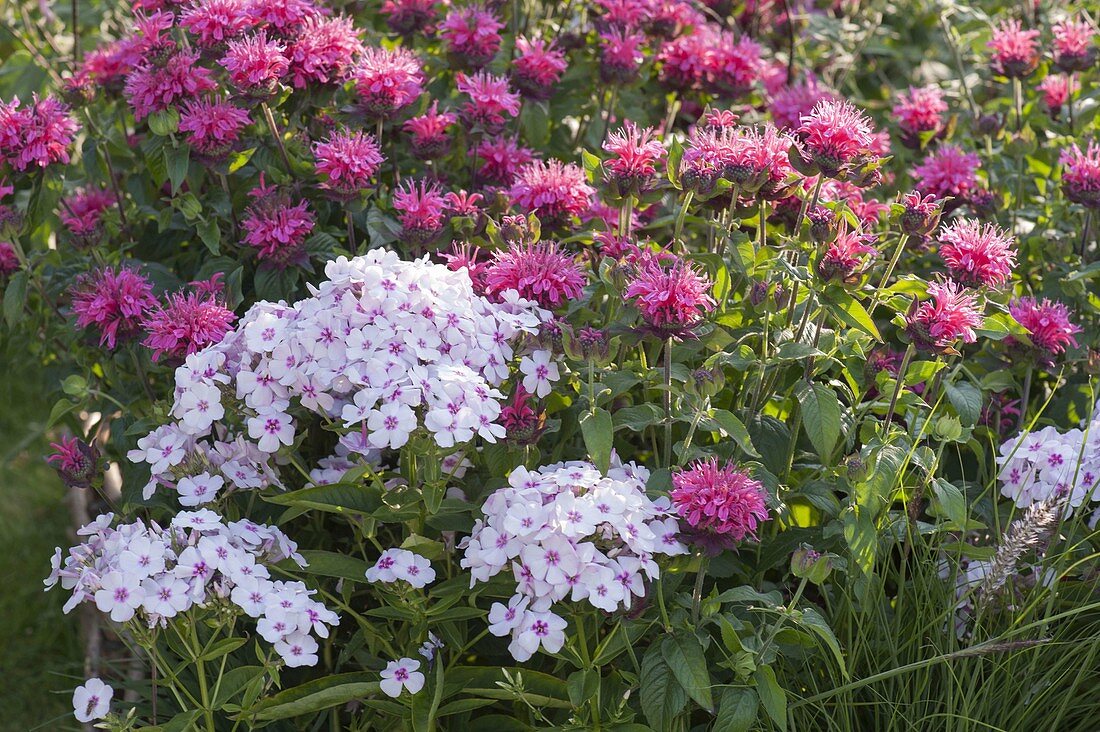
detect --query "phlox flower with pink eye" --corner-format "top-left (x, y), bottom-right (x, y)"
top-left (380, 657), bottom-right (425, 697)
top-left (72, 678), bottom-right (113, 723)
top-left (130, 250), bottom-right (558, 505)
top-left (997, 403), bottom-right (1100, 511)
top-left (46, 512), bottom-right (336, 668)
top-left (460, 459), bottom-right (686, 662)
top-left (366, 548), bottom-right (436, 588)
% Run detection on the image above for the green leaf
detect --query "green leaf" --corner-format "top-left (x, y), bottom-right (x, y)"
top-left (137, 709), bottom-right (203, 732)
top-left (197, 218), bottom-right (220, 255)
top-left (197, 637), bottom-right (247, 662)
top-left (666, 138), bottom-right (684, 189)
top-left (797, 382), bottom-right (842, 458)
top-left (944, 381), bottom-right (982, 426)
top-left (243, 673), bottom-right (380, 722)
top-left (580, 407), bottom-right (614, 474)
top-left (213, 665), bottom-right (267, 708)
top-left (3, 270), bottom-right (28, 327)
top-left (165, 144), bottom-right (189, 194)
top-left (148, 107), bottom-right (180, 136)
top-left (661, 632), bottom-right (714, 712)
top-left (435, 698), bottom-right (497, 717)
top-left (931, 478), bottom-right (968, 528)
top-left (709, 409), bottom-right (759, 457)
top-left (581, 149), bottom-right (602, 184)
top-left (27, 169), bottom-right (63, 229)
top-left (296, 550), bottom-right (372, 583)
top-left (520, 101), bottom-right (550, 147)
top-left (797, 607), bottom-right (848, 679)
top-left (640, 645), bottom-right (687, 729)
top-left (228, 147), bottom-right (256, 173)
top-left (753, 665), bottom-right (787, 732)
top-left (713, 688), bottom-right (758, 732)
top-left (448, 667), bottom-right (571, 709)
top-left (46, 398), bottom-right (80, 430)
top-left (827, 292), bottom-right (881, 341)
top-left (264, 482), bottom-right (383, 516)
top-left (613, 403), bottom-right (663, 432)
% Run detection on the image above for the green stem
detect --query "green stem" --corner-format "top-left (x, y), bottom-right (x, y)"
top-left (882, 343), bottom-right (915, 432)
top-left (261, 102), bottom-right (294, 173)
top-left (347, 210), bottom-right (358, 253)
top-left (691, 554), bottom-right (708, 626)
top-left (663, 336), bottom-right (673, 470)
top-left (869, 232), bottom-right (909, 312)
top-left (190, 621), bottom-right (216, 732)
top-left (672, 190), bottom-right (694, 247)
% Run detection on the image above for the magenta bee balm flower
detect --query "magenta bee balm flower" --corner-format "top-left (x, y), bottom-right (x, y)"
top-left (508, 159), bottom-right (595, 226)
top-left (403, 102), bottom-right (457, 160)
top-left (352, 47), bottom-right (424, 119)
top-left (905, 279), bottom-right (983, 354)
top-left (0, 94), bottom-right (79, 171)
top-left (1060, 141), bottom-right (1100, 208)
top-left (456, 71), bottom-right (521, 134)
top-left (47, 436), bottom-right (100, 490)
top-left (179, 98), bottom-right (251, 160)
top-left (1052, 17), bottom-right (1096, 73)
top-left (817, 223), bottom-right (877, 283)
top-left (912, 144), bottom-right (981, 204)
top-left (671, 458), bottom-right (769, 553)
top-left (393, 179), bottom-right (448, 246)
top-left (988, 19), bottom-right (1040, 78)
top-left (602, 121), bottom-right (667, 196)
top-left (142, 279), bottom-right (236, 362)
top-left (440, 6), bottom-right (503, 68)
top-left (242, 177), bottom-right (315, 267)
top-left (937, 219), bottom-right (1016, 289)
top-left (624, 254), bottom-right (715, 337)
top-left (286, 15), bottom-right (363, 88)
top-left (892, 85), bottom-right (948, 148)
top-left (483, 241), bottom-right (586, 308)
top-left (179, 0), bottom-right (254, 47)
top-left (1008, 297), bottom-right (1081, 366)
top-left (219, 31), bottom-right (290, 95)
top-left (511, 36), bottom-right (567, 100)
top-left (71, 266), bottom-right (158, 350)
top-left (60, 188), bottom-right (115, 246)
top-left (794, 98), bottom-right (876, 178)
top-left (124, 51), bottom-right (216, 121)
top-left (312, 129), bottom-right (385, 198)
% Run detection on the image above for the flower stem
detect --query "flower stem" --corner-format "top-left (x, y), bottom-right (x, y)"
top-left (672, 190), bottom-right (694, 248)
top-left (691, 553), bottom-right (708, 626)
top-left (663, 336), bottom-right (673, 470)
top-left (1019, 364), bottom-right (1033, 431)
top-left (883, 343), bottom-right (915, 432)
top-left (261, 102), bottom-right (293, 173)
top-left (346, 210), bottom-right (358, 254)
top-left (869, 232), bottom-right (909, 312)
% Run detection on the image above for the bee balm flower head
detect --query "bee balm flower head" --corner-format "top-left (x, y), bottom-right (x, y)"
top-left (905, 279), bottom-right (983, 355)
top-left (671, 458), bottom-right (770, 553)
top-left (936, 219), bottom-right (1016, 289)
top-left (988, 19), bottom-right (1040, 78)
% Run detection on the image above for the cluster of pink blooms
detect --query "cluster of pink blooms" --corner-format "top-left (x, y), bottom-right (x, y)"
top-left (794, 99), bottom-right (877, 178)
top-left (936, 218), bottom-right (1017, 289)
top-left (141, 278), bottom-right (237, 363)
top-left (904, 279), bottom-right (983, 354)
top-left (128, 250), bottom-right (558, 505)
top-left (997, 399), bottom-right (1100, 511)
top-left (242, 177), bottom-right (316, 266)
top-left (508, 159), bottom-right (595, 226)
top-left (460, 459), bottom-right (686, 661)
top-left (482, 240), bottom-right (587, 309)
top-left (624, 254), bottom-right (716, 336)
top-left (1007, 297), bottom-right (1082, 366)
top-left (657, 26), bottom-right (763, 99)
top-left (602, 122), bottom-right (667, 195)
top-left (1060, 141), bottom-right (1100, 209)
top-left (988, 19), bottom-right (1041, 78)
top-left (892, 85), bottom-right (947, 144)
top-left (352, 47), bottom-right (425, 118)
top-left (60, 188), bottom-right (115, 246)
top-left (313, 129), bottom-right (385, 198)
top-left (671, 458), bottom-right (769, 553)
top-left (0, 94), bottom-right (78, 171)
top-left (46, 511), bottom-right (337, 668)
top-left (71, 266), bottom-right (158, 350)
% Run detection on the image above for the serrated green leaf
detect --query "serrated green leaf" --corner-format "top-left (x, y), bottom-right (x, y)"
top-left (661, 632), bottom-right (714, 712)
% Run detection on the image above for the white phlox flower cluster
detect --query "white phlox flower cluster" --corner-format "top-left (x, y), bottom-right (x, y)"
top-left (460, 458), bottom-right (687, 661)
top-left (128, 250), bottom-right (557, 504)
top-left (997, 398), bottom-right (1100, 514)
top-left (365, 548), bottom-right (437, 588)
top-left (45, 510), bottom-right (338, 668)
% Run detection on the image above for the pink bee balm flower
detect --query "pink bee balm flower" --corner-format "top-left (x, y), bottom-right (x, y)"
top-left (403, 101), bottom-right (456, 160)
top-left (656, 31), bottom-right (709, 91)
top-left (352, 46), bottom-right (424, 119)
top-left (498, 385), bottom-right (544, 445)
top-left (893, 85), bottom-right (948, 142)
top-left (602, 121), bottom-right (667, 195)
top-left (1059, 141), bottom-right (1100, 208)
top-left (905, 279), bottom-right (983, 354)
top-left (937, 219), bottom-right (1016, 289)
top-left (483, 240), bottom-right (586, 308)
top-left (769, 73), bottom-right (836, 130)
top-left (1007, 297), bottom-right (1081, 365)
top-left (124, 51), bottom-right (216, 121)
top-left (988, 19), bottom-right (1040, 78)
top-left (898, 191), bottom-right (943, 236)
top-left (623, 254), bottom-right (715, 336)
top-left (511, 36), bottom-right (568, 100)
top-left (912, 144), bottom-right (981, 203)
top-left (475, 135), bottom-right (535, 186)
top-left (382, 0), bottom-right (439, 36)
top-left (47, 435), bottom-right (100, 490)
top-left (219, 31), bottom-right (290, 94)
top-left (393, 179), bottom-right (448, 245)
top-left (242, 177), bottom-right (315, 266)
top-left (440, 6), bottom-right (503, 68)
top-left (0, 94), bottom-right (78, 171)
top-left (1052, 17), bottom-right (1096, 72)
top-left (71, 266), bottom-right (158, 350)
top-left (248, 0), bottom-right (320, 32)
top-left (142, 279), bottom-right (236, 362)
top-left (817, 223), bottom-right (877, 283)
top-left (179, 0), bottom-right (254, 47)
top-left (0, 242), bottom-right (19, 278)
top-left (795, 98), bottom-right (876, 178)
top-left (442, 241), bottom-right (490, 293)
top-left (598, 29), bottom-right (645, 85)
top-left (60, 188), bottom-right (115, 246)
top-left (287, 15), bottom-right (363, 87)
top-left (706, 31), bottom-right (762, 99)
top-left (508, 159), bottom-right (595, 226)
top-left (671, 458), bottom-right (769, 552)
top-left (1038, 74), bottom-right (1074, 116)
top-left (456, 71), bottom-right (521, 134)
top-left (179, 98), bottom-right (251, 160)
top-left (312, 129), bottom-right (385, 198)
